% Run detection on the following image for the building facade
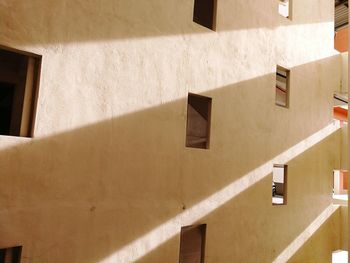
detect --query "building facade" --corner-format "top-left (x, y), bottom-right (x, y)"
top-left (0, 0), bottom-right (348, 262)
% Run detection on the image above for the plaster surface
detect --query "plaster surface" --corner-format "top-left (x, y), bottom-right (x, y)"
top-left (0, 0), bottom-right (346, 262)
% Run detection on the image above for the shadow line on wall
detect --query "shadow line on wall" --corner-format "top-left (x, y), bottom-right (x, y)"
top-left (0, 0), bottom-right (334, 45)
top-left (0, 55), bottom-right (342, 262)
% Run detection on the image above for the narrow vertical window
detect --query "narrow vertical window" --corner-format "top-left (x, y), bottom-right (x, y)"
top-left (333, 170), bottom-right (348, 201)
top-left (272, 164), bottom-right (287, 205)
top-left (193, 0), bottom-right (217, 30)
top-left (275, 66), bottom-right (290, 108)
top-left (333, 93), bottom-right (348, 125)
top-left (278, 0), bottom-right (291, 19)
top-left (0, 246), bottom-right (22, 263)
top-left (186, 93), bottom-right (212, 149)
top-left (179, 224), bottom-right (206, 263)
top-left (0, 46), bottom-right (41, 137)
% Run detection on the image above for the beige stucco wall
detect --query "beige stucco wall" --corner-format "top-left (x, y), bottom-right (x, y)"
top-left (341, 125), bottom-right (348, 170)
top-left (287, 206), bottom-right (341, 263)
top-left (341, 52), bottom-right (348, 94)
top-left (340, 205), bottom-right (348, 251)
top-left (339, 127), bottom-right (348, 256)
top-left (0, 0), bottom-right (346, 262)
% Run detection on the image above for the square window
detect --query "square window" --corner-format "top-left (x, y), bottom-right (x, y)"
top-left (272, 164), bottom-right (287, 205)
top-left (186, 93), bottom-right (212, 149)
top-left (179, 224), bottom-right (206, 263)
top-left (278, 0), bottom-right (291, 19)
top-left (0, 246), bottom-right (22, 263)
top-left (193, 0), bottom-right (217, 30)
top-left (275, 66), bottom-right (290, 108)
top-left (0, 46), bottom-right (41, 137)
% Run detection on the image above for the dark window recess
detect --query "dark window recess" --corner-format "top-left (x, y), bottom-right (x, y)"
top-left (0, 46), bottom-right (41, 137)
top-left (193, 0), bottom-right (217, 30)
top-left (0, 83), bottom-right (15, 135)
top-left (275, 66), bottom-right (290, 108)
top-left (186, 93), bottom-right (212, 149)
top-left (179, 224), bottom-right (206, 263)
top-left (0, 246), bottom-right (22, 263)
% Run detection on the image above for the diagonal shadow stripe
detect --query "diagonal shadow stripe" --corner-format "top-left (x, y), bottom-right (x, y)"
top-left (272, 204), bottom-right (340, 263)
top-left (100, 120), bottom-right (341, 262)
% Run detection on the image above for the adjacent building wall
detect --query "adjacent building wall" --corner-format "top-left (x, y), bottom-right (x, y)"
top-left (341, 126), bottom-right (348, 170)
top-left (335, 28), bottom-right (348, 53)
top-left (340, 206), bottom-right (348, 251)
top-left (341, 52), bottom-right (348, 94)
top-left (0, 0), bottom-right (344, 262)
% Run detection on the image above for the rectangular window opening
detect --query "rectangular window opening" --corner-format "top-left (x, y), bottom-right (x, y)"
top-left (278, 0), bottom-right (291, 19)
top-left (332, 250), bottom-right (348, 263)
top-left (193, 0), bottom-right (217, 30)
top-left (0, 46), bottom-right (41, 137)
top-left (186, 93), bottom-right (212, 149)
top-left (333, 93), bottom-right (348, 125)
top-left (272, 164), bottom-right (287, 205)
top-left (275, 66), bottom-right (290, 108)
top-left (333, 170), bottom-right (348, 201)
top-left (179, 224), bottom-right (206, 263)
top-left (334, 0), bottom-right (348, 52)
top-left (0, 246), bottom-right (22, 263)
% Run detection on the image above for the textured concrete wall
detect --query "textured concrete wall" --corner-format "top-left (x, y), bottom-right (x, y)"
top-left (0, 0), bottom-right (345, 262)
